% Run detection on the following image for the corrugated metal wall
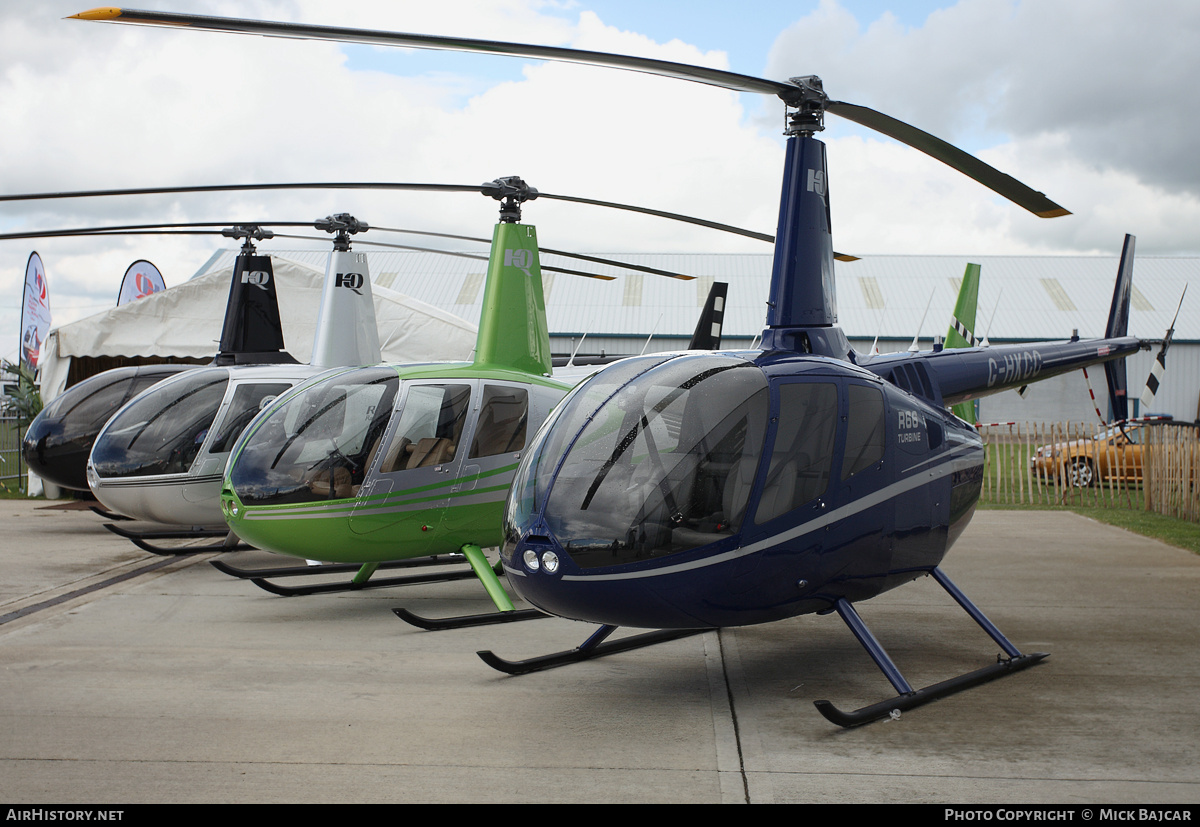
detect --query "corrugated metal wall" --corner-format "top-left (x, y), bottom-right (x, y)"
top-left (196, 249), bottom-right (1199, 423)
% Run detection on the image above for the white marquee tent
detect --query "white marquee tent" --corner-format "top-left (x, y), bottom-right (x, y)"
top-left (38, 255), bottom-right (478, 403)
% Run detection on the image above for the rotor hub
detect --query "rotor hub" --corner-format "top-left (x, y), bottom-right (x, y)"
top-left (316, 213), bottom-right (369, 251)
top-left (481, 176), bottom-right (539, 223)
top-left (222, 224), bottom-right (274, 256)
top-left (783, 76), bottom-right (827, 136)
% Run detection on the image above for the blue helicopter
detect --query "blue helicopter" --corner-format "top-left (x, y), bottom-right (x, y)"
top-left (74, 8), bottom-right (1147, 727)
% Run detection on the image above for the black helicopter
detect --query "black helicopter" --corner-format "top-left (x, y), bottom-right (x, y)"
top-left (71, 8), bottom-right (1147, 727)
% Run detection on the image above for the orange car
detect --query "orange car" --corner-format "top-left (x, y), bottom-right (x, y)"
top-left (1029, 422), bottom-right (1147, 487)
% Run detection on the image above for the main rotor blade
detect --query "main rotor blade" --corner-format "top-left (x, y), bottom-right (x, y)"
top-left (0, 221), bottom-right (690, 280)
top-left (0, 182), bottom-right (478, 203)
top-left (825, 102), bottom-right (1069, 218)
top-left (70, 8), bottom-right (796, 99)
top-left (0, 181), bottom-right (774, 243)
top-left (269, 234), bottom-right (622, 281)
top-left (70, 7), bottom-right (1069, 218)
top-left (536, 193), bottom-right (771, 242)
top-left (0, 220), bottom-right (867, 263)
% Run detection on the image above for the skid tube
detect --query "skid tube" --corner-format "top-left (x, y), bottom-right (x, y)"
top-left (245, 566), bottom-right (481, 597)
top-left (393, 606), bottom-right (549, 630)
top-left (103, 523), bottom-right (249, 555)
top-left (211, 554), bottom-right (467, 580)
top-left (392, 545), bottom-right (552, 630)
top-left (477, 624), bottom-right (707, 675)
top-left (814, 566), bottom-right (1049, 728)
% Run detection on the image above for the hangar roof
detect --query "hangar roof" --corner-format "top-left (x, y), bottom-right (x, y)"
top-left (198, 250), bottom-right (1197, 344)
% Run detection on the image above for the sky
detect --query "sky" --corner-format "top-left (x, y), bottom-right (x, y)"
top-left (3, 0), bottom-right (1199, 363)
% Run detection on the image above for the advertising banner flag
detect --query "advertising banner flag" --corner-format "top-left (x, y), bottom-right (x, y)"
top-left (19, 251), bottom-right (51, 370)
top-left (117, 259), bottom-right (166, 305)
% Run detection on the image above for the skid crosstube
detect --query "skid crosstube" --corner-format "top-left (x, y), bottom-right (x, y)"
top-left (814, 567), bottom-right (1049, 728)
top-left (478, 625), bottom-right (708, 675)
top-left (477, 566), bottom-right (1046, 728)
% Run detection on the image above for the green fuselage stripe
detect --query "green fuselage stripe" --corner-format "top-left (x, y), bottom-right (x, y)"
top-left (230, 462), bottom-right (519, 520)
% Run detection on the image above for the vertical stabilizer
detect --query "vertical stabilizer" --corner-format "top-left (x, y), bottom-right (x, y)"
top-left (472, 221), bottom-right (553, 376)
top-left (946, 263), bottom-right (981, 424)
top-left (688, 281), bottom-right (728, 350)
top-left (1103, 235), bottom-right (1135, 420)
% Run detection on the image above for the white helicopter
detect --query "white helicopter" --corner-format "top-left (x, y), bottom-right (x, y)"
top-left (85, 217), bottom-right (385, 535)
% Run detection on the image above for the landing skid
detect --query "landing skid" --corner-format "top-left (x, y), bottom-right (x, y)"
top-left (211, 554), bottom-right (466, 580)
top-left (103, 522), bottom-right (248, 555)
top-left (246, 568), bottom-right (481, 596)
top-left (393, 606), bottom-right (549, 630)
top-left (390, 546), bottom-right (544, 628)
top-left (477, 624), bottom-right (707, 675)
top-left (223, 555), bottom-right (480, 597)
top-left (814, 652), bottom-right (1048, 727)
top-left (814, 567), bottom-right (1049, 728)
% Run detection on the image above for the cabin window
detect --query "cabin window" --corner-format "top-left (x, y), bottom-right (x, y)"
top-left (842, 383), bottom-right (885, 479)
top-left (753, 382), bottom-right (838, 525)
top-left (376, 384), bottom-right (472, 474)
top-left (469, 385), bottom-right (529, 458)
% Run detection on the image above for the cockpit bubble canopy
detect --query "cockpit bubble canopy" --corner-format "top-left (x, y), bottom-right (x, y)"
top-left (508, 353), bottom-right (774, 569)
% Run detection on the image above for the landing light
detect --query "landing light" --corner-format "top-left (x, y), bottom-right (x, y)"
top-left (523, 549), bottom-right (540, 572)
top-left (542, 551), bottom-right (559, 574)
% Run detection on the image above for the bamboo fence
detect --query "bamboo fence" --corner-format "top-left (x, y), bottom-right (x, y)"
top-left (1142, 423), bottom-right (1200, 521)
top-left (978, 420), bottom-right (1199, 521)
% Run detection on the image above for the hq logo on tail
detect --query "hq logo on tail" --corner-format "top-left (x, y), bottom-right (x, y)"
top-left (504, 248), bottom-right (535, 278)
top-left (336, 272), bottom-right (365, 294)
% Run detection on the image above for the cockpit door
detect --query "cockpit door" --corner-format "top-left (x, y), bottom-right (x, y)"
top-left (348, 381), bottom-right (474, 549)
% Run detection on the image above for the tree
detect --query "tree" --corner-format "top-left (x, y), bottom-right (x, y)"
top-left (2, 359), bottom-right (42, 425)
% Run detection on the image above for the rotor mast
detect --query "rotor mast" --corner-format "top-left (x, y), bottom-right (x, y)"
top-left (759, 75), bottom-right (850, 359)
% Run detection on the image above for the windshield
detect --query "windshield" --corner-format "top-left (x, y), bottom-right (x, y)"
top-left (506, 354), bottom-right (676, 539)
top-left (90, 368), bottom-right (230, 478)
top-left (228, 367), bottom-right (399, 505)
top-left (540, 354), bottom-right (769, 569)
top-left (42, 371), bottom-right (133, 423)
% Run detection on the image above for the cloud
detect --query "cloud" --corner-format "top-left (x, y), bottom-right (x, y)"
top-left (766, 0), bottom-right (1200, 255)
top-left (0, 0), bottom-right (786, 361)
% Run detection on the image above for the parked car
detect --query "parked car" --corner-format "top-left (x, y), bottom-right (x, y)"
top-left (1029, 422), bottom-right (1148, 487)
